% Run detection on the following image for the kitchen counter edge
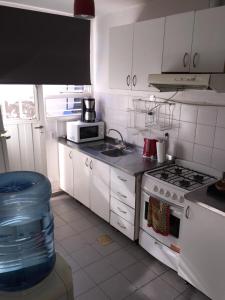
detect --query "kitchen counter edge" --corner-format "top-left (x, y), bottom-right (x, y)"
top-left (58, 137), bottom-right (171, 177)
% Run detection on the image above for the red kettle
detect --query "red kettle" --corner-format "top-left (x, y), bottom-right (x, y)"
top-left (143, 138), bottom-right (158, 158)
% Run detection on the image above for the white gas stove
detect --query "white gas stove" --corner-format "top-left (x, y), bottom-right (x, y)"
top-left (142, 160), bottom-right (218, 208)
top-left (139, 159), bottom-right (220, 271)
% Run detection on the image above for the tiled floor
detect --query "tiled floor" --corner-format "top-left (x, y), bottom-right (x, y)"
top-left (51, 193), bottom-right (210, 300)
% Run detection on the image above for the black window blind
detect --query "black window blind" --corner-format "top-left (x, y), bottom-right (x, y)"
top-left (0, 6), bottom-right (91, 85)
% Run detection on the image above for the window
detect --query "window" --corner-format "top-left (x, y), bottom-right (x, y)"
top-left (0, 85), bottom-right (37, 120)
top-left (43, 85), bottom-right (92, 118)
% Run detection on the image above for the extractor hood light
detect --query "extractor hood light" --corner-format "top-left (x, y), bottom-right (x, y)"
top-left (74, 0), bottom-right (95, 19)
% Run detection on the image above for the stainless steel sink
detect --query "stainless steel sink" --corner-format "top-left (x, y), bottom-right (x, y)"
top-left (101, 148), bottom-right (133, 157)
top-left (88, 143), bottom-right (116, 151)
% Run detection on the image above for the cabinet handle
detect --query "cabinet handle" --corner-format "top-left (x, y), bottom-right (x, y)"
top-left (117, 176), bottom-right (127, 182)
top-left (132, 75), bottom-right (137, 87)
top-left (117, 192), bottom-right (127, 199)
top-left (117, 207), bottom-right (127, 214)
top-left (183, 52), bottom-right (189, 68)
top-left (117, 221), bottom-right (126, 230)
top-left (193, 52), bottom-right (198, 68)
top-left (85, 158), bottom-right (89, 167)
top-left (34, 125), bottom-right (44, 129)
top-left (69, 151), bottom-right (72, 159)
top-left (0, 135), bottom-right (11, 140)
top-left (90, 160), bottom-right (93, 170)
top-left (185, 206), bottom-right (190, 219)
top-left (126, 75), bottom-right (131, 87)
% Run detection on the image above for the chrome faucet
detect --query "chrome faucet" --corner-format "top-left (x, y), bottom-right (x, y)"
top-left (108, 129), bottom-right (126, 148)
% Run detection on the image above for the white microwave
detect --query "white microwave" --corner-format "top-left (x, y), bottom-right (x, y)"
top-left (67, 121), bottom-right (105, 143)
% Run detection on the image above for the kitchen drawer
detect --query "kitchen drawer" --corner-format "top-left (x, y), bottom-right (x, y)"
top-left (111, 168), bottom-right (135, 193)
top-left (111, 196), bottom-right (135, 225)
top-left (111, 168), bottom-right (135, 208)
top-left (139, 229), bottom-right (179, 271)
top-left (110, 211), bottom-right (134, 240)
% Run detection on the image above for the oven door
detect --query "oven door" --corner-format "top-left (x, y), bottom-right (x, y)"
top-left (140, 190), bottom-right (183, 251)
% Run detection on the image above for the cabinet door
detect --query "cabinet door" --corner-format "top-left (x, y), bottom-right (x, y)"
top-left (90, 158), bottom-right (110, 222)
top-left (190, 6), bottom-right (225, 73)
top-left (72, 149), bottom-right (79, 200)
top-left (58, 144), bottom-right (73, 196)
top-left (109, 24), bottom-right (133, 90)
top-left (76, 151), bottom-right (90, 208)
top-left (178, 200), bottom-right (225, 300)
top-left (132, 17), bottom-right (165, 91)
top-left (162, 12), bottom-right (195, 73)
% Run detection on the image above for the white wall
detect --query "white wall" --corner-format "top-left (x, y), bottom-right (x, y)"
top-left (93, 0), bottom-right (225, 173)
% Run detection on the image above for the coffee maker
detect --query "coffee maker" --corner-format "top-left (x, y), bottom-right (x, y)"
top-left (81, 98), bottom-right (96, 123)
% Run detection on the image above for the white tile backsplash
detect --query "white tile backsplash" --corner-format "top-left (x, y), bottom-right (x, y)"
top-left (193, 144), bottom-right (212, 166)
top-left (217, 108), bottom-right (225, 128)
top-left (211, 148), bottom-right (225, 172)
top-left (214, 127), bottom-right (225, 151)
top-left (195, 125), bottom-right (215, 147)
top-left (197, 107), bottom-right (218, 126)
top-left (178, 122), bottom-right (196, 143)
top-left (180, 105), bottom-right (198, 123)
top-left (176, 140), bottom-right (194, 162)
top-left (96, 92), bottom-right (225, 171)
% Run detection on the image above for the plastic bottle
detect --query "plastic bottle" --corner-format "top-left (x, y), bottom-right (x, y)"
top-left (0, 171), bottom-right (56, 291)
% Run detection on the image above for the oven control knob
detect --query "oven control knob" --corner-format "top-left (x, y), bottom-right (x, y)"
top-left (159, 188), bottom-right (164, 195)
top-left (153, 185), bottom-right (159, 193)
top-left (172, 193), bottom-right (178, 201)
top-left (165, 191), bottom-right (171, 198)
top-left (179, 196), bottom-right (184, 203)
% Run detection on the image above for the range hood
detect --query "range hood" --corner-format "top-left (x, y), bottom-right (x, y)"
top-left (148, 74), bottom-right (225, 93)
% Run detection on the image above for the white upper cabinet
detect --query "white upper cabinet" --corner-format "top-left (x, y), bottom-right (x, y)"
top-left (132, 18), bottom-right (165, 91)
top-left (109, 24), bottom-right (134, 90)
top-left (190, 6), bottom-right (225, 73)
top-left (162, 12), bottom-right (195, 73)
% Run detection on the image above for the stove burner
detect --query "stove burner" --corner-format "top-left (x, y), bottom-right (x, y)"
top-left (161, 172), bottom-right (169, 180)
top-left (179, 180), bottom-right (190, 188)
top-left (193, 174), bottom-right (204, 183)
top-left (175, 168), bottom-right (182, 175)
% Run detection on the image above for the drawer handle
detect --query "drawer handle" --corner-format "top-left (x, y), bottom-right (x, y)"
top-left (117, 176), bottom-right (127, 182)
top-left (117, 221), bottom-right (126, 230)
top-left (69, 151), bottom-right (72, 159)
top-left (117, 207), bottom-right (127, 214)
top-left (117, 192), bottom-right (127, 199)
top-left (90, 160), bottom-right (93, 170)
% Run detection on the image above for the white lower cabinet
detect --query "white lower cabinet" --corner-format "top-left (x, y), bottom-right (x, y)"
top-left (58, 143), bottom-right (74, 197)
top-left (59, 144), bottom-right (110, 222)
top-left (110, 211), bottom-right (134, 240)
top-left (59, 143), bottom-right (138, 236)
top-left (111, 196), bottom-right (135, 225)
top-left (178, 200), bottom-right (225, 300)
top-left (110, 167), bottom-right (137, 240)
top-left (75, 151), bottom-right (91, 208)
top-left (74, 151), bottom-right (110, 221)
top-left (90, 158), bottom-right (110, 222)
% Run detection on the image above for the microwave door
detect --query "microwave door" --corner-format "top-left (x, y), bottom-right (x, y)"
top-left (80, 126), bottom-right (99, 140)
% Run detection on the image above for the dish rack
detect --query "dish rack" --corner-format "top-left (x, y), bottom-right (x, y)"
top-left (127, 97), bottom-right (176, 132)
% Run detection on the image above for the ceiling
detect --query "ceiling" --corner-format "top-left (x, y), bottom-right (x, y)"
top-left (0, 0), bottom-right (149, 16)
